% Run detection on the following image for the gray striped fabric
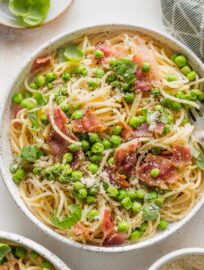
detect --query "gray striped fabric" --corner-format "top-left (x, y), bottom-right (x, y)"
top-left (161, 0), bottom-right (204, 60)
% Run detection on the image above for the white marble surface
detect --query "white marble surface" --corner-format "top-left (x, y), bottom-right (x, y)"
top-left (0, 1), bottom-right (204, 269)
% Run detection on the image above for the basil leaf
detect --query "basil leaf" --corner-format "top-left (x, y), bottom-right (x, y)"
top-left (20, 145), bottom-right (38, 162)
top-left (0, 243), bottom-right (11, 262)
top-left (9, 156), bottom-right (23, 173)
top-left (9, 0), bottom-right (50, 27)
top-left (188, 139), bottom-right (200, 159)
top-left (64, 43), bottom-right (84, 61)
top-left (142, 203), bottom-right (160, 221)
top-left (57, 48), bottom-right (66, 63)
top-left (51, 205), bottom-right (82, 229)
top-left (188, 139), bottom-right (204, 170)
top-left (28, 112), bottom-right (40, 130)
top-left (196, 159), bottom-right (204, 170)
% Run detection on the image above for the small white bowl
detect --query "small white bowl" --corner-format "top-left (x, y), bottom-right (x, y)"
top-left (0, 0), bottom-right (73, 29)
top-left (149, 248), bottom-right (204, 270)
top-left (0, 231), bottom-right (70, 269)
top-left (0, 24), bottom-right (204, 253)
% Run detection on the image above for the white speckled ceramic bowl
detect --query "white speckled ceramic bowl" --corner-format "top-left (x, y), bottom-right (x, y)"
top-left (0, 231), bottom-right (70, 269)
top-left (0, 24), bottom-right (204, 253)
top-left (149, 248), bottom-right (204, 270)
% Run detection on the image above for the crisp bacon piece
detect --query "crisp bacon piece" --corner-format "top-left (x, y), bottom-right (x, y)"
top-left (98, 44), bottom-right (113, 57)
top-left (108, 169), bottom-right (130, 188)
top-left (138, 154), bottom-right (179, 187)
top-left (72, 108), bottom-right (106, 133)
top-left (114, 140), bottom-right (141, 176)
top-left (32, 55), bottom-right (51, 71)
top-left (171, 145), bottom-right (192, 168)
top-left (102, 210), bottom-right (114, 239)
top-left (104, 233), bottom-right (127, 246)
top-left (47, 107), bottom-right (80, 159)
top-left (73, 224), bottom-right (89, 236)
top-left (12, 104), bottom-right (21, 118)
top-left (134, 123), bottom-right (153, 138)
top-left (121, 122), bottom-right (136, 141)
top-left (153, 123), bottom-right (165, 135)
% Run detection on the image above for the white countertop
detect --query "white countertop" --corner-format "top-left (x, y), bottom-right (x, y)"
top-left (1, 1), bottom-right (204, 269)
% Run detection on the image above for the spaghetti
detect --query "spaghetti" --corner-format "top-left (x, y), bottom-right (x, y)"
top-left (10, 32), bottom-right (204, 246)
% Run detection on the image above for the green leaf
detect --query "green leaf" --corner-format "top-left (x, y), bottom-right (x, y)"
top-left (142, 203), bottom-right (160, 221)
top-left (196, 159), bottom-right (204, 170)
top-left (0, 243), bottom-right (11, 262)
top-left (28, 111), bottom-right (40, 130)
top-left (188, 139), bottom-right (204, 170)
top-left (51, 205), bottom-right (82, 229)
top-left (64, 43), bottom-right (84, 61)
top-left (188, 139), bottom-right (200, 159)
top-left (20, 145), bottom-right (38, 162)
top-left (9, 0), bottom-right (50, 27)
top-left (9, 155), bottom-right (23, 173)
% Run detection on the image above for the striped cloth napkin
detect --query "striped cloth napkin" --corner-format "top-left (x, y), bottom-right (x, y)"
top-left (160, 0), bottom-right (204, 60)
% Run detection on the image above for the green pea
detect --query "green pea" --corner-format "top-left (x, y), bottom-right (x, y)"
top-left (187, 71), bottom-right (197, 81)
top-left (163, 124), bottom-right (171, 134)
top-left (155, 197), bottom-right (164, 207)
top-left (81, 140), bottom-right (90, 151)
top-left (15, 247), bottom-right (26, 259)
top-left (146, 191), bottom-right (158, 200)
top-left (151, 147), bottom-right (161, 155)
top-left (110, 135), bottom-right (122, 147)
top-left (118, 190), bottom-right (128, 201)
top-left (170, 53), bottom-right (179, 62)
top-left (127, 190), bottom-right (137, 200)
top-left (121, 197), bottom-right (133, 209)
top-left (91, 154), bottom-right (102, 164)
top-left (12, 92), bottom-right (23, 104)
top-left (40, 114), bottom-right (48, 125)
top-left (69, 144), bottom-right (80, 152)
top-left (140, 222), bottom-right (148, 232)
top-left (129, 116), bottom-right (141, 129)
top-left (33, 167), bottom-right (41, 175)
top-left (47, 82), bottom-right (53, 90)
top-left (88, 187), bottom-right (97, 196)
top-left (175, 55), bottom-right (187, 68)
top-left (87, 209), bottom-right (99, 221)
top-left (171, 101), bottom-right (182, 111)
top-left (45, 72), bottom-right (56, 82)
top-left (88, 133), bottom-right (100, 143)
top-left (20, 98), bottom-right (36, 110)
top-left (95, 50), bottom-right (104, 58)
top-left (181, 65), bottom-right (191, 75)
top-left (43, 96), bottom-right (49, 105)
top-left (55, 95), bottom-right (65, 105)
top-left (77, 188), bottom-right (87, 199)
top-left (73, 181), bottom-right (84, 190)
top-left (94, 68), bottom-right (105, 78)
top-left (34, 75), bottom-right (46, 87)
top-left (112, 125), bottom-right (122, 135)
top-left (92, 142), bottom-right (104, 153)
top-left (60, 103), bottom-right (70, 112)
top-left (71, 170), bottom-right (83, 181)
top-left (167, 74), bottom-right (177, 82)
top-left (160, 98), bottom-right (172, 108)
top-left (86, 196), bottom-right (96, 205)
top-left (71, 110), bottom-right (83, 120)
top-left (132, 201), bottom-right (142, 213)
top-left (130, 230), bottom-right (141, 241)
top-left (151, 88), bottom-right (160, 97)
top-left (102, 139), bottom-right (111, 150)
top-left (63, 153), bottom-right (73, 163)
top-left (124, 92), bottom-right (135, 103)
top-left (106, 74), bottom-right (117, 83)
top-left (159, 219), bottom-right (169, 230)
top-left (12, 168), bottom-right (26, 183)
top-left (108, 157), bottom-right (114, 166)
top-left (136, 189), bottom-right (145, 199)
top-left (41, 260), bottom-right (52, 269)
top-left (30, 82), bottom-right (38, 90)
top-left (117, 221), bottom-right (129, 232)
top-left (107, 186), bottom-right (119, 198)
top-left (176, 90), bottom-right (185, 99)
top-left (87, 163), bottom-right (99, 174)
top-left (111, 80), bottom-right (121, 88)
top-left (150, 168), bottom-right (160, 178)
top-left (75, 66), bottom-right (88, 76)
top-left (88, 80), bottom-right (99, 91)
top-left (62, 72), bottom-right (71, 82)
top-left (142, 62), bottom-right (151, 72)
top-left (198, 93), bottom-right (204, 102)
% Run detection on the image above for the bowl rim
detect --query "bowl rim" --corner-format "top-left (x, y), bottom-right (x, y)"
top-left (1, 23), bottom-right (204, 253)
top-left (148, 247), bottom-right (204, 270)
top-left (0, 231), bottom-right (70, 269)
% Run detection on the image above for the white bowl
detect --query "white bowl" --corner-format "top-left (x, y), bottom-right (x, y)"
top-left (0, 24), bottom-right (204, 253)
top-left (149, 248), bottom-right (204, 270)
top-left (0, 231), bottom-right (70, 269)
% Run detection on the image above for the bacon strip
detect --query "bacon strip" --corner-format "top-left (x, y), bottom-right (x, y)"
top-left (134, 123), bottom-right (153, 138)
top-left (72, 108), bottom-right (106, 133)
top-left (120, 122), bottom-right (136, 141)
top-left (104, 233), bottom-right (127, 246)
top-left (32, 55), bottom-right (51, 71)
top-left (171, 145), bottom-right (192, 168)
top-left (102, 210), bottom-right (114, 240)
top-left (138, 154), bottom-right (179, 187)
